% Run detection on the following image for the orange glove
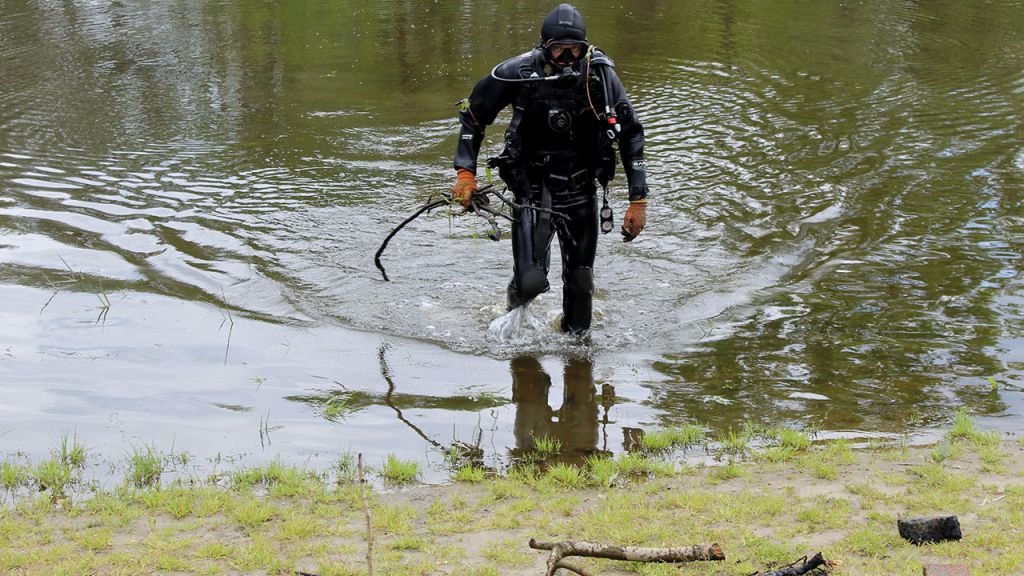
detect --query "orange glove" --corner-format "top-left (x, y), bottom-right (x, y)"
top-left (452, 169), bottom-right (477, 209)
top-left (622, 200), bottom-right (647, 242)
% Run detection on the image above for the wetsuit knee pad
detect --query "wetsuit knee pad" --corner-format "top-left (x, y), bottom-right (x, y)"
top-left (566, 267), bottom-right (594, 295)
top-left (518, 269), bottom-right (548, 301)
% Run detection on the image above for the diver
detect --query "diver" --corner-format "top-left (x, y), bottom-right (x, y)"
top-left (452, 3), bottom-right (649, 334)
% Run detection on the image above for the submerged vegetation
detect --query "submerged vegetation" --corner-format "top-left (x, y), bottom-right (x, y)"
top-left (0, 416), bottom-right (1021, 575)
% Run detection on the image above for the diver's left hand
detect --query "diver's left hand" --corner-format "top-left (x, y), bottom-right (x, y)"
top-left (622, 201), bottom-right (646, 242)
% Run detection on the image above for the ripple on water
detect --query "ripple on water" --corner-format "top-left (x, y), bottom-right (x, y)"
top-left (10, 177), bottom-right (80, 190)
top-left (0, 233), bottom-right (143, 281)
top-left (0, 207), bottom-right (126, 237)
top-left (16, 189), bottom-right (72, 200)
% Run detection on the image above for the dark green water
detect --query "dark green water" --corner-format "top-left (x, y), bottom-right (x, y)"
top-left (1, 1), bottom-right (1022, 478)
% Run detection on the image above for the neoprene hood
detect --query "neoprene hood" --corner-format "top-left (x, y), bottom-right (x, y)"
top-left (540, 3), bottom-right (587, 46)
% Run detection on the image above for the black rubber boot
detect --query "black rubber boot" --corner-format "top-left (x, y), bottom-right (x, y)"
top-left (507, 269), bottom-right (550, 311)
top-left (560, 266), bottom-right (594, 333)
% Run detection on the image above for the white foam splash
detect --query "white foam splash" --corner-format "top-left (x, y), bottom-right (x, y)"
top-left (486, 306), bottom-right (551, 345)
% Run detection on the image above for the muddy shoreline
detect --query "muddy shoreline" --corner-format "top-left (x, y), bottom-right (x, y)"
top-left (2, 419), bottom-right (1022, 575)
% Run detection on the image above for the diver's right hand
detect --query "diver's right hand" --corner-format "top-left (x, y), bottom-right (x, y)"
top-left (452, 169), bottom-right (477, 209)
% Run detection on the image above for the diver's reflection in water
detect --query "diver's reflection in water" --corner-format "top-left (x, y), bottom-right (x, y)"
top-left (510, 356), bottom-right (612, 463)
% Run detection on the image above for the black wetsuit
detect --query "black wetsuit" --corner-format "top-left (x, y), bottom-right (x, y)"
top-left (454, 48), bottom-right (648, 333)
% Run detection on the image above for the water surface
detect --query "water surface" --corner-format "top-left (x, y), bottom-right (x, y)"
top-left (1, 0), bottom-right (1022, 480)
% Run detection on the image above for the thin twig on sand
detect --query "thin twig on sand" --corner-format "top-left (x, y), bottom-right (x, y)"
top-left (358, 454), bottom-right (374, 576)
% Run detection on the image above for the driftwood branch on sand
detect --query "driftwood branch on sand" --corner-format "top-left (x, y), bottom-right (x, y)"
top-left (529, 538), bottom-right (725, 576)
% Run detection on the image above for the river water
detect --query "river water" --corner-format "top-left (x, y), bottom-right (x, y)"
top-left (1, 0), bottom-right (1022, 481)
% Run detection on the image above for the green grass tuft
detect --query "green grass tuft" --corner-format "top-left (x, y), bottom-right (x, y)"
top-left (946, 408), bottom-right (1003, 455)
top-left (639, 429), bottom-right (676, 452)
top-left (716, 427), bottom-right (752, 457)
top-left (481, 537), bottom-right (532, 565)
top-left (948, 407), bottom-right (978, 441)
top-left (126, 445), bottom-right (162, 488)
top-left (231, 460), bottom-right (321, 497)
top-left (482, 479), bottom-right (527, 503)
top-left (0, 461), bottom-right (30, 490)
top-left (813, 461), bottom-right (838, 480)
top-left (908, 462), bottom-right (975, 493)
top-left (822, 439), bottom-right (857, 464)
top-left (545, 463), bottom-right (586, 488)
top-left (57, 432), bottom-right (86, 469)
top-left (32, 458), bottom-right (74, 500)
top-left (613, 452), bottom-right (676, 477)
top-left (334, 451), bottom-right (356, 484)
top-left (585, 455), bottom-right (618, 487)
top-left (778, 428), bottom-right (811, 451)
top-left (380, 454), bottom-right (420, 484)
top-left (977, 442), bottom-right (1007, 473)
top-left (640, 424), bottom-right (706, 453)
top-left (374, 503), bottom-right (416, 535)
top-left (70, 527), bottom-right (113, 552)
top-left (707, 462), bottom-right (744, 484)
top-left (531, 436), bottom-right (561, 459)
top-left (757, 445), bottom-right (797, 463)
top-left (507, 462), bottom-right (540, 485)
top-left (453, 464), bottom-right (486, 483)
top-left (229, 498), bottom-right (279, 532)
